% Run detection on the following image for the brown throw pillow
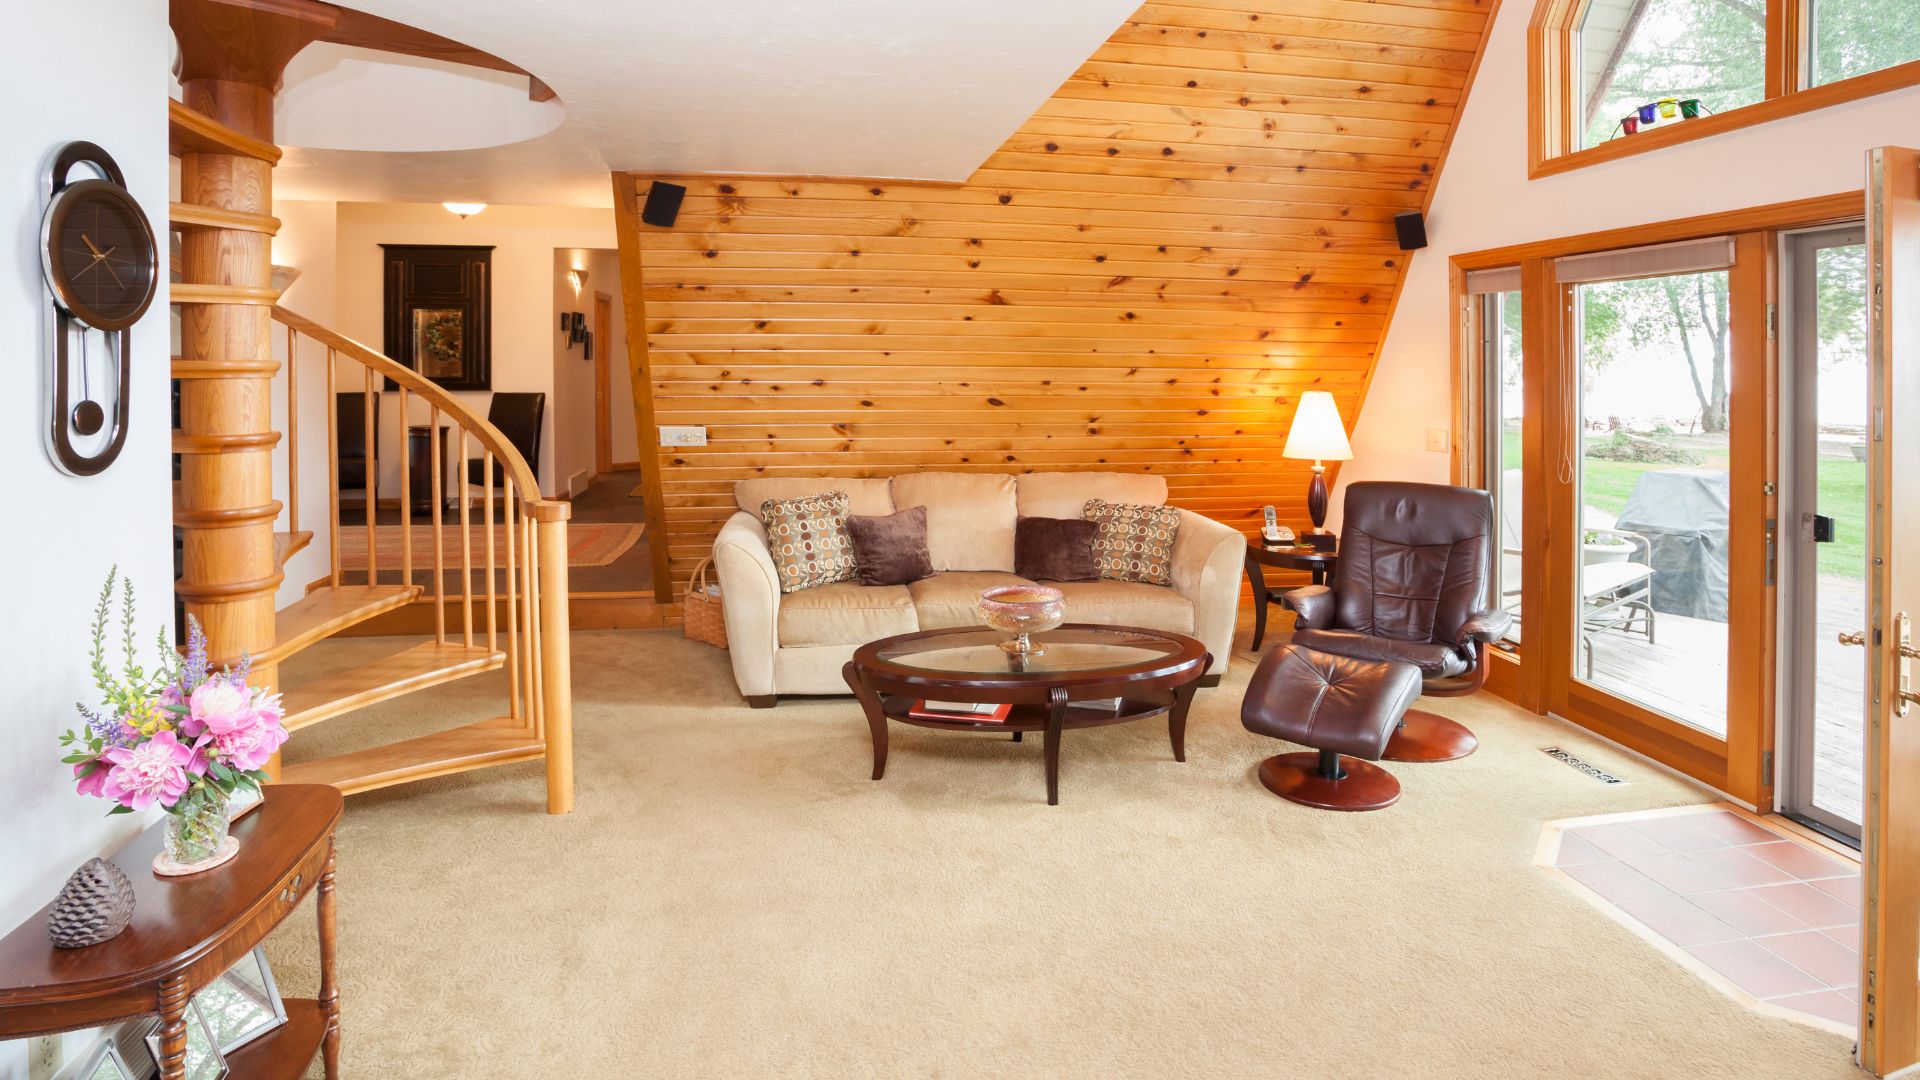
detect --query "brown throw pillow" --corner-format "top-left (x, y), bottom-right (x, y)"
top-left (1083, 499), bottom-right (1182, 586)
top-left (1014, 516), bottom-right (1100, 582)
top-left (846, 506), bottom-right (935, 586)
top-left (760, 491), bottom-right (859, 593)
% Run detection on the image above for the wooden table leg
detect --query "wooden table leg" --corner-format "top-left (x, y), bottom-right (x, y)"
top-left (842, 661), bottom-right (889, 780)
top-left (155, 974), bottom-right (189, 1080)
top-left (1245, 550), bottom-right (1271, 650)
top-left (1168, 673), bottom-right (1202, 763)
top-left (1043, 686), bottom-right (1068, 805)
top-left (318, 843), bottom-right (341, 1079)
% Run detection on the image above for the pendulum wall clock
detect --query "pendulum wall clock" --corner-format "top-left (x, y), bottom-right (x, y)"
top-left (40, 141), bottom-right (158, 476)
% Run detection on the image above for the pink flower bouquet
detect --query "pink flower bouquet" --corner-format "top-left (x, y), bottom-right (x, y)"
top-left (59, 569), bottom-right (286, 828)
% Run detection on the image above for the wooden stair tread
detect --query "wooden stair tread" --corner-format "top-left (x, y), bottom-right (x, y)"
top-left (168, 99), bottom-right (282, 163)
top-left (169, 201), bottom-right (281, 234)
top-left (265, 583), bottom-right (421, 667)
top-left (281, 715), bottom-right (542, 795)
top-left (281, 641), bottom-right (505, 732)
top-left (273, 529), bottom-right (313, 570)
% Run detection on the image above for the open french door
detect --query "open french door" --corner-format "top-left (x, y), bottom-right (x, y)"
top-left (1859, 145), bottom-right (1920, 1076)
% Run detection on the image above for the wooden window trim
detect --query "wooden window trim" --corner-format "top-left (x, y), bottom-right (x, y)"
top-left (1527, 0), bottom-right (1920, 178)
top-left (1447, 190), bottom-right (1865, 799)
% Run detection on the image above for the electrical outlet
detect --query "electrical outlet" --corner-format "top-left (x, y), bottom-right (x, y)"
top-left (1424, 428), bottom-right (1450, 453)
top-left (28, 1034), bottom-right (60, 1080)
top-left (658, 425), bottom-right (707, 448)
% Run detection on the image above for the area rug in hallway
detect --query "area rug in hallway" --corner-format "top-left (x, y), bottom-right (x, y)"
top-left (266, 630), bottom-right (1860, 1079)
top-left (337, 522), bottom-right (643, 571)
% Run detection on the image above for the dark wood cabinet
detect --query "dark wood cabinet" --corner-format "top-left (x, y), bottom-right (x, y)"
top-left (381, 243), bottom-right (493, 391)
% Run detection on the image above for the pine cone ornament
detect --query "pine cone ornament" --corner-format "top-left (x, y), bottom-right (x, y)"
top-left (47, 857), bottom-right (136, 948)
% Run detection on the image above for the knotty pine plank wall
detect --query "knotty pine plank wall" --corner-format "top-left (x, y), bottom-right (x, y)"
top-left (615, 0), bottom-right (1496, 594)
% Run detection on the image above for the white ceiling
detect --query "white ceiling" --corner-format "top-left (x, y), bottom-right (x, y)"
top-left (273, 0), bottom-right (1142, 208)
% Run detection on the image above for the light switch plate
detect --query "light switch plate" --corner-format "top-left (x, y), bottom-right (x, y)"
top-left (658, 425), bottom-right (707, 447)
top-left (1424, 428), bottom-right (1450, 453)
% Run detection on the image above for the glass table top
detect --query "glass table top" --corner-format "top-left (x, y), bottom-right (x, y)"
top-left (873, 626), bottom-right (1185, 676)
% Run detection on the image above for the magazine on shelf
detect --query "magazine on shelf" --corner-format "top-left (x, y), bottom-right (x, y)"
top-left (908, 699), bottom-right (1013, 723)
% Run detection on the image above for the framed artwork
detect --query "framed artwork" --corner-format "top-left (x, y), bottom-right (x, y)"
top-left (583, 330), bottom-right (594, 361)
top-left (139, 1000), bottom-right (228, 1080)
top-left (381, 244), bottom-right (493, 391)
top-left (195, 947), bottom-right (289, 1056)
top-left (51, 1037), bottom-right (137, 1080)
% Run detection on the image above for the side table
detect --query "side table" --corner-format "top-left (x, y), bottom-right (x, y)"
top-left (1245, 542), bottom-right (1339, 650)
top-left (0, 785), bottom-right (345, 1079)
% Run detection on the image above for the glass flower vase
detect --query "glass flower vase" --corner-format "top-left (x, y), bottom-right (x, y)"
top-left (164, 794), bottom-right (232, 866)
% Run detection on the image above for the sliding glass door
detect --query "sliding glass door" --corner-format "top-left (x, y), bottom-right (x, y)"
top-left (1570, 268), bottom-right (1734, 736)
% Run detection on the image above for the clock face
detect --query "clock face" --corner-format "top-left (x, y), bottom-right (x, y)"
top-left (44, 178), bottom-right (157, 332)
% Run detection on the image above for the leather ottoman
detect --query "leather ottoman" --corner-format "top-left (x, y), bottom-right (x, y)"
top-left (1240, 643), bottom-right (1424, 811)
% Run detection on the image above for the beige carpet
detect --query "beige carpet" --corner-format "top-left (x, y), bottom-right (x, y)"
top-left (267, 629), bottom-right (1858, 1079)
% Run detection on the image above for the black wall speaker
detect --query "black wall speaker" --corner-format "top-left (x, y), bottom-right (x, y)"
top-left (1393, 210), bottom-right (1428, 251)
top-left (642, 181), bottom-right (687, 227)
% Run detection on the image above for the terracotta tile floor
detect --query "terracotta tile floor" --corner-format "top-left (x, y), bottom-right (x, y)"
top-left (1548, 808), bottom-right (1861, 1030)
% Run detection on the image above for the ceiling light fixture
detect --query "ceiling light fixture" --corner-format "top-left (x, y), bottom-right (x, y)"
top-left (443, 202), bottom-right (488, 220)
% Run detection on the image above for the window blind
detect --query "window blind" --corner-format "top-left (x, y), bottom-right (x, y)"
top-left (1553, 236), bottom-right (1736, 284)
top-left (1464, 266), bottom-right (1522, 294)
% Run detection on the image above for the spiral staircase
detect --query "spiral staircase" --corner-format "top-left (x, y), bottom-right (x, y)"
top-left (168, 0), bottom-right (574, 813)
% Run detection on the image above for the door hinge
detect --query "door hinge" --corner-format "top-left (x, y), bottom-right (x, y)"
top-left (1762, 749), bottom-right (1774, 786)
top-left (1766, 302), bottom-right (1778, 340)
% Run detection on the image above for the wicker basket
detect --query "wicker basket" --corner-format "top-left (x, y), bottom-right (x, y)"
top-left (683, 555), bottom-right (728, 648)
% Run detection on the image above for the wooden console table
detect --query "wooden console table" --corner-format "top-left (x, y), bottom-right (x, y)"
top-left (0, 785), bottom-right (344, 1079)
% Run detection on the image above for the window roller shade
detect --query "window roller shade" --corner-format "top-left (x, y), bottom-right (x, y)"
top-left (1465, 266), bottom-right (1522, 294)
top-left (1553, 236), bottom-right (1736, 284)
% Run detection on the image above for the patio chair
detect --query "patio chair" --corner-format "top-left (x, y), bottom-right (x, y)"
top-left (1578, 527), bottom-right (1656, 678)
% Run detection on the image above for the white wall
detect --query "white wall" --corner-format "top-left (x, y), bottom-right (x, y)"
top-left (550, 247), bottom-right (633, 497)
top-left (0, 2), bottom-right (173, 1076)
top-left (270, 200), bottom-right (339, 604)
top-left (330, 203), bottom-right (617, 497)
top-left (1340, 3), bottom-right (1920, 514)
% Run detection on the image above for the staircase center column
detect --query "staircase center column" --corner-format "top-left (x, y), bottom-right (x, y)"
top-left (171, 0), bottom-right (334, 693)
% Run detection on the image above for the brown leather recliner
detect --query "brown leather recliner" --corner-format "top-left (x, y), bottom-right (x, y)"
top-left (1278, 481), bottom-right (1512, 762)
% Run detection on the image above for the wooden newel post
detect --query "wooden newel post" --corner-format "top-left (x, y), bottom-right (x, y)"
top-left (536, 512), bottom-right (575, 815)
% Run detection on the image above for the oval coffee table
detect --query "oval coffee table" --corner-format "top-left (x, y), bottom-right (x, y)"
top-left (842, 624), bottom-right (1211, 805)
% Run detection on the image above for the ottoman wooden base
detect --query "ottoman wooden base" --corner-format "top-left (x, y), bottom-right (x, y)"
top-left (1383, 708), bottom-right (1479, 763)
top-left (1257, 751), bottom-right (1401, 812)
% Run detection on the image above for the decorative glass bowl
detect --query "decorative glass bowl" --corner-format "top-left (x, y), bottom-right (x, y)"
top-left (977, 585), bottom-right (1067, 656)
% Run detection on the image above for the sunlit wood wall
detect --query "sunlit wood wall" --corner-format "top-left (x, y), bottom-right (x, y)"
top-left (614, 0), bottom-right (1497, 592)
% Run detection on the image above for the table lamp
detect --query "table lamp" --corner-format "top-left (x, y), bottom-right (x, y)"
top-left (1281, 390), bottom-right (1351, 550)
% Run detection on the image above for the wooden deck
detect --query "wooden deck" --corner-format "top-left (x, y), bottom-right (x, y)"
top-left (1583, 577), bottom-right (1865, 826)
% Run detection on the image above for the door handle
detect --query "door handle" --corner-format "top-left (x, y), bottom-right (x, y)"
top-left (1901, 613), bottom-right (1915, 718)
top-left (1840, 631), bottom-right (1867, 646)
top-left (1813, 515), bottom-right (1836, 543)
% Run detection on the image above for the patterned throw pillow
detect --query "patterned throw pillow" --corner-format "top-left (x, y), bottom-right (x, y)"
top-left (760, 491), bottom-right (859, 593)
top-left (1083, 499), bottom-right (1182, 586)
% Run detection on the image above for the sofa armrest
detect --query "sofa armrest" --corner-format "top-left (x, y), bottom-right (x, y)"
top-left (1170, 509), bottom-right (1245, 677)
top-left (1278, 584), bottom-right (1335, 630)
top-left (1457, 608), bottom-right (1514, 646)
top-left (713, 512), bottom-right (781, 700)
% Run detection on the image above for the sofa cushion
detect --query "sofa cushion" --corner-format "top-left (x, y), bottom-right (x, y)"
top-left (846, 505), bottom-right (935, 586)
top-left (760, 492), bottom-right (859, 594)
top-left (1084, 499), bottom-right (1182, 586)
top-left (1014, 516), bottom-right (1100, 582)
top-left (907, 571), bottom-right (1034, 630)
top-left (776, 582), bottom-right (918, 647)
top-left (889, 472), bottom-right (1017, 572)
top-left (1048, 580), bottom-right (1195, 635)
top-left (736, 477), bottom-right (894, 517)
top-left (1017, 472), bottom-right (1167, 518)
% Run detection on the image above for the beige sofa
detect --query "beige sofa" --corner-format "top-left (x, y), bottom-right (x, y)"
top-left (711, 471), bottom-right (1245, 706)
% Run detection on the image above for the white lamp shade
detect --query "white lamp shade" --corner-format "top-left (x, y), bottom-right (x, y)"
top-left (1282, 390), bottom-right (1353, 461)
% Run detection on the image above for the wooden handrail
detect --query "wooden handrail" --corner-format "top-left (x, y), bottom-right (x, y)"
top-left (269, 305), bottom-right (569, 523)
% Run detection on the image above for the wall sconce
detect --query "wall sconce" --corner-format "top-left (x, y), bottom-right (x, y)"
top-left (442, 202), bottom-right (487, 220)
top-left (567, 267), bottom-right (588, 294)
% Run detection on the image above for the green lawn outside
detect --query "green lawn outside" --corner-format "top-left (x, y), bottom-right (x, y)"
top-left (1497, 428), bottom-right (1867, 578)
